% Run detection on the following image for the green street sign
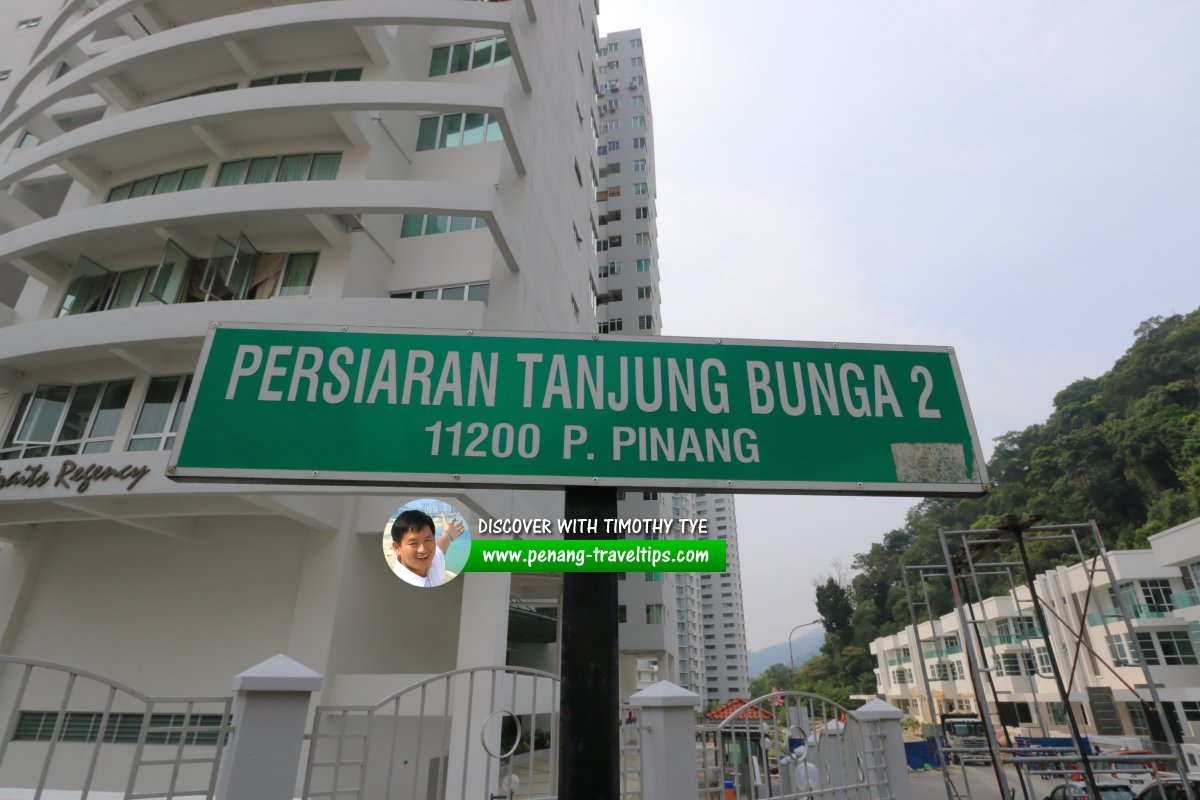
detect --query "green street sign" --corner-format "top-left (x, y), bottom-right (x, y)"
top-left (168, 324), bottom-right (990, 495)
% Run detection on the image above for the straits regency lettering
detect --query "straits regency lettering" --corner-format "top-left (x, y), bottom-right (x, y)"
top-left (223, 344), bottom-right (948, 466)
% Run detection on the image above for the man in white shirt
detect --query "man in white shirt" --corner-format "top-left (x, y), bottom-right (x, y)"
top-left (390, 509), bottom-right (464, 588)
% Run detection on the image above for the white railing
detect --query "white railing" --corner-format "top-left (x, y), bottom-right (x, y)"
top-left (0, 655), bottom-right (233, 800)
top-left (301, 666), bottom-right (559, 800)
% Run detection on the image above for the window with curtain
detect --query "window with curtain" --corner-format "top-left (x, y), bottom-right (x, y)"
top-left (278, 253), bottom-right (318, 296)
top-left (107, 166), bottom-right (206, 202)
top-left (399, 215), bottom-right (488, 238)
top-left (215, 153), bottom-right (341, 186)
top-left (429, 35), bottom-right (511, 76)
top-left (415, 114), bottom-right (503, 151)
top-left (128, 375), bottom-right (192, 452)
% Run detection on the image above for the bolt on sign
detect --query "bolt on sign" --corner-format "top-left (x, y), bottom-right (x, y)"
top-left (168, 323), bottom-right (990, 495)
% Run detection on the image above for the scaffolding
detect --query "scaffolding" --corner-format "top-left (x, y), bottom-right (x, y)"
top-left (900, 518), bottom-right (1196, 800)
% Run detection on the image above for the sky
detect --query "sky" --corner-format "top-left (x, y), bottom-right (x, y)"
top-left (596, 1), bottom-right (1200, 653)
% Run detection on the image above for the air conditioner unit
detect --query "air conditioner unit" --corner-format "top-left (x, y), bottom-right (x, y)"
top-left (611, 83), bottom-right (620, 91)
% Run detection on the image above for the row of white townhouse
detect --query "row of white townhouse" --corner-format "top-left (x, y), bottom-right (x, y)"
top-left (871, 516), bottom-right (1200, 750)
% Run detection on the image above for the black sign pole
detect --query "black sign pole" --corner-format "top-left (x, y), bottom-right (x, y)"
top-left (557, 486), bottom-right (619, 800)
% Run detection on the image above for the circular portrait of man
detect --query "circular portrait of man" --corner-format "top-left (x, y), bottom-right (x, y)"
top-left (383, 499), bottom-right (472, 588)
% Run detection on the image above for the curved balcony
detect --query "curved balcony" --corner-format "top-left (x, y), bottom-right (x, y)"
top-left (1, 81), bottom-right (525, 191)
top-left (0, 296), bottom-right (485, 377)
top-left (1, 0), bottom-right (529, 142)
top-left (0, 180), bottom-right (519, 285)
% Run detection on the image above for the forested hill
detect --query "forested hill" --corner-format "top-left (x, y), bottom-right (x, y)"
top-left (755, 309), bottom-right (1200, 705)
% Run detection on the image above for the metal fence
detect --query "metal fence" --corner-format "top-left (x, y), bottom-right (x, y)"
top-left (698, 692), bottom-right (880, 800)
top-left (302, 666), bottom-right (559, 800)
top-left (0, 655), bottom-right (233, 800)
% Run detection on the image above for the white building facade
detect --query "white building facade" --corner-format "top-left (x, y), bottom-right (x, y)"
top-left (0, 0), bottom-right (601, 791)
top-left (871, 517), bottom-right (1200, 748)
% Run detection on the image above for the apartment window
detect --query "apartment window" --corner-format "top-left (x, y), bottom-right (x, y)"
top-left (597, 289), bottom-right (622, 304)
top-left (429, 35), bottom-right (512, 76)
top-left (607, 140), bottom-right (620, 152)
top-left (608, 119), bottom-right (620, 131)
top-left (249, 68), bottom-right (362, 86)
top-left (1022, 652), bottom-right (1037, 674)
top-left (630, 38), bottom-right (643, 48)
top-left (632, 137), bottom-right (646, 149)
top-left (1158, 631), bottom-right (1198, 665)
top-left (617, 605), bottom-right (627, 624)
top-left (394, 286), bottom-right (487, 306)
top-left (608, 185), bottom-right (621, 197)
top-left (929, 663), bottom-right (949, 681)
top-left (107, 166), bottom-right (207, 202)
top-left (400, 215), bottom-right (489, 238)
top-left (636, 258), bottom-right (651, 272)
top-left (1035, 646), bottom-right (1051, 671)
top-left (632, 116), bottom-right (646, 128)
top-left (606, 60), bottom-right (619, 70)
top-left (646, 604), bottom-right (664, 624)
top-left (216, 153), bottom-right (340, 185)
top-left (632, 95), bottom-right (645, 107)
top-left (16, 18), bottom-right (41, 30)
top-left (1126, 703), bottom-right (1151, 737)
top-left (276, 252), bottom-right (318, 297)
top-left (416, 113), bottom-right (503, 151)
top-left (127, 376), bottom-right (192, 451)
top-left (1, 381), bottom-right (134, 459)
top-left (608, 235), bottom-right (622, 248)
top-left (608, 42), bottom-right (619, 52)
top-left (630, 75), bottom-right (644, 87)
top-left (645, 572), bottom-right (662, 583)
top-left (637, 286), bottom-right (652, 300)
top-left (608, 318), bottom-right (623, 332)
top-left (1141, 579), bottom-right (1175, 613)
top-left (638, 315), bottom-right (653, 330)
top-left (1106, 633), bottom-right (1134, 664)
top-left (631, 56), bottom-right (644, 67)
top-left (635, 232), bottom-right (651, 246)
top-left (634, 182), bottom-right (648, 195)
top-left (1136, 632), bottom-right (1160, 665)
top-left (633, 159), bottom-right (647, 172)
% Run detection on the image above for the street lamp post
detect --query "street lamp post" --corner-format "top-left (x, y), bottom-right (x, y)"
top-left (788, 619), bottom-right (823, 674)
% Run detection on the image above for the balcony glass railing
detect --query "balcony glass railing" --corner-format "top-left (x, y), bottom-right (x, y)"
top-left (886, 654), bottom-right (912, 666)
top-left (1086, 604), bottom-right (1169, 626)
top-left (1171, 589), bottom-right (1200, 610)
top-left (980, 629), bottom-right (1043, 647)
top-left (922, 645), bottom-right (964, 659)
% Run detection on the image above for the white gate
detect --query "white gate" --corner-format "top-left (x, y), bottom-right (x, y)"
top-left (0, 655), bottom-right (233, 799)
top-left (302, 666), bottom-right (559, 800)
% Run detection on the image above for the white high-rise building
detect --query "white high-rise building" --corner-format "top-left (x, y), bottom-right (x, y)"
top-left (595, 28), bottom-right (748, 706)
top-left (594, 27), bottom-right (679, 702)
top-left (0, 0), bottom-right (599, 792)
top-left (695, 493), bottom-right (751, 703)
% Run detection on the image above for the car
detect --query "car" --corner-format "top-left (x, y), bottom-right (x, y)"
top-left (1044, 780), bottom-right (1136, 800)
top-left (1132, 778), bottom-right (1200, 800)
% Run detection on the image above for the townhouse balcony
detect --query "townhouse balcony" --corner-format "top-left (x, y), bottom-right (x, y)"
top-left (922, 644), bottom-right (964, 659)
top-left (1172, 589), bottom-right (1200, 610)
top-left (886, 654), bottom-right (912, 666)
top-left (979, 630), bottom-right (1043, 647)
top-left (1086, 604), bottom-right (1170, 626)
